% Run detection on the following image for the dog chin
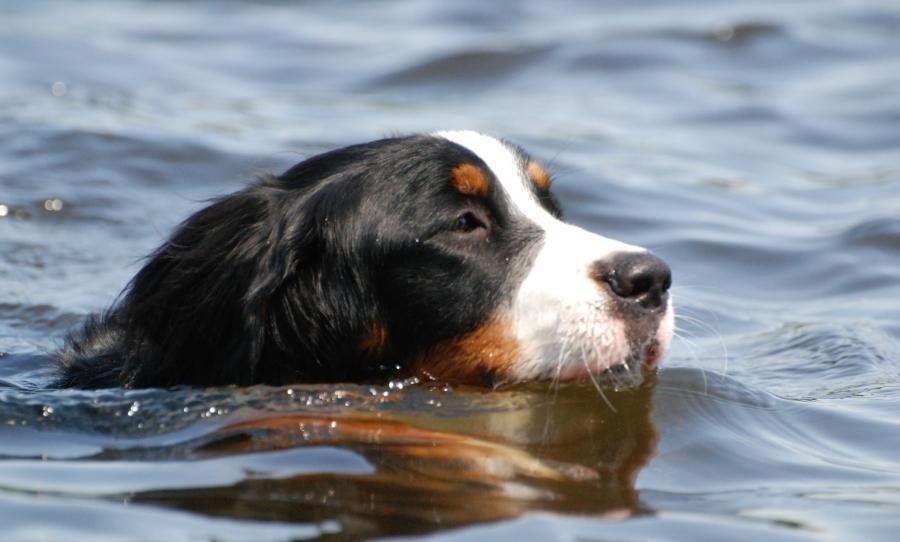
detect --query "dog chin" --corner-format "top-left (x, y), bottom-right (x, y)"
top-left (554, 340), bottom-right (668, 383)
top-left (525, 303), bottom-right (674, 385)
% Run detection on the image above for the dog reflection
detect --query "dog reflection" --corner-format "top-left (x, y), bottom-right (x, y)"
top-left (131, 380), bottom-right (659, 538)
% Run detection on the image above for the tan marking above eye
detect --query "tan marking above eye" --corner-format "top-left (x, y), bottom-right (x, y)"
top-left (527, 161), bottom-right (552, 191)
top-left (451, 163), bottom-right (491, 198)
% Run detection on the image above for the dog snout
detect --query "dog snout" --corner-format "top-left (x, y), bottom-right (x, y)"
top-left (590, 252), bottom-right (672, 311)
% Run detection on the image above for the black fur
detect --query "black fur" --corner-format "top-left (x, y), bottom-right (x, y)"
top-left (56, 135), bottom-right (552, 388)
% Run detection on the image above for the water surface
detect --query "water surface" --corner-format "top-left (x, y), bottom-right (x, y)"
top-left (2, 0), bottom-right (899, 540)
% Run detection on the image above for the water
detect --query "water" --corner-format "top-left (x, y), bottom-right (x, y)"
top-left (2, 0), bottom-right (900, 540)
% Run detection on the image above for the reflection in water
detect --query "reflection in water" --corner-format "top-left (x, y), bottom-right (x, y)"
top-left (113, 380), bottom-right (660, 539)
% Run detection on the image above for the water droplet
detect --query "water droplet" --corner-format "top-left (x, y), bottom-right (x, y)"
top-left (51, 81), bottom-right (67, 97)
top-left (43, 198), bottom-right (64, 212)
top-left (712, 23), bottom-right (735, 41)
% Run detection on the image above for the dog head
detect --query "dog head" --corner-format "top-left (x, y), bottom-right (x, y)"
top-left (113, 131), bottom-right (673, 387)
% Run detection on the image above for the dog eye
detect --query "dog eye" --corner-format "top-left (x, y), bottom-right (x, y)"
top-left (452, 212), bottom-right (486, 233)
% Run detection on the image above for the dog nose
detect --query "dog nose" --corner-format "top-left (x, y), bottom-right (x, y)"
top-left (591, 252), bottom-right (672, 311)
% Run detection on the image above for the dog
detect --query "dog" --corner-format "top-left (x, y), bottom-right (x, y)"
top-left (56, 131), bottom-right (673, 389)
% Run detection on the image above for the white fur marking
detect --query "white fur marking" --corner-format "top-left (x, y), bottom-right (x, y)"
top-left (435, 131), bottom-right (673, 381)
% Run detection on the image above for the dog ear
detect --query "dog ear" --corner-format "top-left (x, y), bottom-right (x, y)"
top-left (239, 184), bottom-right (320, 378)
top-left (116, 183), bottom-right (311, 387)
top-left (248, 178), bottom-right (385, 381)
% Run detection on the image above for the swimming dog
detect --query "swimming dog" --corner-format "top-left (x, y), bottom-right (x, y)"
top-left (57, 131), bottom-right (673, 389)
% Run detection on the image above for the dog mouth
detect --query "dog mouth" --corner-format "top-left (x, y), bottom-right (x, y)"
top-left (600, 340), bottom-right (666, 388)
top-left (554, 338), bottom-right (663, 386)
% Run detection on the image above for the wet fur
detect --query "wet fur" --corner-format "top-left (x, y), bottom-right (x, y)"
top-left (57, 136), bottom-right (542, 388)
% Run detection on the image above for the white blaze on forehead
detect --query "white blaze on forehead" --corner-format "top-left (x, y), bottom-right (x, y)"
top-left (434, 130), bottom-right (640, 253)
top-left (435, 130), bottom-right (666, 381)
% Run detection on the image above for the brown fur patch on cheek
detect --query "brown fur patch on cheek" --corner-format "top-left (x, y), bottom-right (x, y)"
top-left (359, 323), bottom-right (389, 355)
top-left (527, 161), bottom-right (551, 191)
top-left (410, 319), bottom-right (519, 386)
top-left (451, 163), bottom-right (490, 198)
